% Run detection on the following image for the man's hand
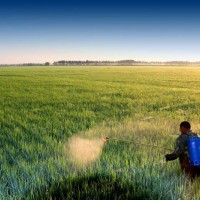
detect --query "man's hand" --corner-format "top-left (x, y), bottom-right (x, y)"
top-left (165, 154), bottom-right (171, 162)
top-left (165, 153), bottom-right (178, 161)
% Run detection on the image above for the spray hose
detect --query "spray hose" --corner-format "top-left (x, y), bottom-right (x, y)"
top-left (103, 136), bottom-right (173, 151)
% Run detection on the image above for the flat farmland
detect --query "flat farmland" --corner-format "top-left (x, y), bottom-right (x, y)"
top-left (0, 66), bottom-right (200, 199)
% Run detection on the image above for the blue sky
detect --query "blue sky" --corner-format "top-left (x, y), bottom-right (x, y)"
top-left (0, 0), bottom-right (200, 64)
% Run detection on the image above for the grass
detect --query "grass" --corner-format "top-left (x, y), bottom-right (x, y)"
top-left (0, 66), bottom-right (200, 199)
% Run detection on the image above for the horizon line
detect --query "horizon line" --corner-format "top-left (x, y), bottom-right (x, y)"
top-left (1, 59), bottom-right (200, 66)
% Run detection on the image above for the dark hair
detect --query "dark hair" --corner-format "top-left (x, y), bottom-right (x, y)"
top-left (180, 121), bottom-right (191, 129)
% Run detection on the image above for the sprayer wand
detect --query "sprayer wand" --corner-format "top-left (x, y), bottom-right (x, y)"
top-left (103, 136), bottom-right (172, 151)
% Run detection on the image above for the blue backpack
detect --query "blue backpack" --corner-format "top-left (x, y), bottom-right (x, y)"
top-left (187, 137), bottom-right (200, 166)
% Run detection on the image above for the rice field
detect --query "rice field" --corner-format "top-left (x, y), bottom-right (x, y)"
top-left (0, 66), bottom-right (200, 199)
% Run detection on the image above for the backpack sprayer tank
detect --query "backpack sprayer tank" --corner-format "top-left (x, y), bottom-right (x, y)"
top-left (187, 137), bottom-right (200, 166)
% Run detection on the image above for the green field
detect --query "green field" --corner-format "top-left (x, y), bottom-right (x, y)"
top-left (0, 66), bottom-right (200, 199)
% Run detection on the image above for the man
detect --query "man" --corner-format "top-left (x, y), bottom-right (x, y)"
top-left (165, 121), bottom-right (200, 179)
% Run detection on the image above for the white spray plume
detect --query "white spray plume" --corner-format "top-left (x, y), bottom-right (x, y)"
top-left (64, 136), bottom-right (104, 165)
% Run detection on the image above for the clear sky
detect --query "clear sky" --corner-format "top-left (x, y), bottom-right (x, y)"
top-left (0, 0), bottom-right (200, 64)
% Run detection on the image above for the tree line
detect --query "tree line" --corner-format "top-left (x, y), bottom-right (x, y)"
top-left (0, 60), bottom-right (199, 67)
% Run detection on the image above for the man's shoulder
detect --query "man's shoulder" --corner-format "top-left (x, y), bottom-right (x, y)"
top-left (178, 134), bottom-right (188, 139)
top-left (177, 134), bottom-right (188, 143)
top-left (178, 131), bottom-right (197, 140)
top-left (186, 131), bottom-right (197, 137)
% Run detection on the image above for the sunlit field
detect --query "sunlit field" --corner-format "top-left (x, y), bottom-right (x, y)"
top-left (0, 66), bottom-right (200, 199)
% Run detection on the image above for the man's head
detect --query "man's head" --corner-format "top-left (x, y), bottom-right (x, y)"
top-left (180, 121), bottom-right (191, 133)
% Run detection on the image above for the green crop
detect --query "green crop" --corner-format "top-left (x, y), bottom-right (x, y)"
top-left (0, 66), bottom-right (200, 199)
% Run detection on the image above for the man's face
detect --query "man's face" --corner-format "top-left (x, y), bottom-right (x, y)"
top-left (180, 126), bottom-right (188, 133)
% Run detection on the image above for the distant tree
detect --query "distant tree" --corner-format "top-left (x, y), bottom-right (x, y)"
top-left (45, 62), bottom-right (50, 66)
top-left (57, 60), bottom-right (65, 65)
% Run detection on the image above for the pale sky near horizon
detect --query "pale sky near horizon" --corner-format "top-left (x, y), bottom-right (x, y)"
top-left (0, 0), bottom-right (200, 64)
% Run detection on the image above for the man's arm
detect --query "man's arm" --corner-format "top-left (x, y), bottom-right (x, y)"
top-left (165, 137), bottom-right (185, 161)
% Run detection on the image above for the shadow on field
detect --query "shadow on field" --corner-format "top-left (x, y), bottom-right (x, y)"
top-left (28, 174), bottom-right (150, 200)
